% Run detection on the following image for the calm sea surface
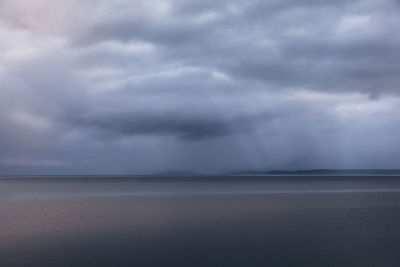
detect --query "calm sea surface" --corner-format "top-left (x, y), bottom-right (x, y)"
top-left (1, 176), bottom-right (400, 266)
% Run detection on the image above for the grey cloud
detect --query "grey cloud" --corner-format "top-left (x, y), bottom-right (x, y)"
top-left (80, 110), bottom-right (231, 141)
top-left (1, 0), bottom-right (400, 174)
top-left (63, 0), bottom-right (400, 96)
top-left (77, 106), bottom-right (281, 141)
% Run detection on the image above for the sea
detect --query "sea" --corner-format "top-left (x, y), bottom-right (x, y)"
top-left (1, 175), bottom-right (400, 266)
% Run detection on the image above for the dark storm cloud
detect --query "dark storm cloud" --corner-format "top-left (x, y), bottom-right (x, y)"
top-left (80, 110), bottom-right (232, 141)
top-left (77, 106), bottom-right (282, 141)
top-left (1, 0), bottom-right (400, 174)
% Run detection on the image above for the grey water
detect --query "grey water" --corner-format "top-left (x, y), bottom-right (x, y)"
top-left (2, 176), bottom-right (400, 266)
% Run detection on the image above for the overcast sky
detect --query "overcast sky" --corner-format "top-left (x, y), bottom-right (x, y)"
top-left (1, 0), bottom-right (400, 175)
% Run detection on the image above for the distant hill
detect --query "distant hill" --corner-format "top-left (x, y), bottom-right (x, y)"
top-left (229, 169), bottom-right (400, 176)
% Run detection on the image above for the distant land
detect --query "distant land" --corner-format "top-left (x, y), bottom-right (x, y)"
top-left (228, 169), bottom-right (400, 176)
top-left (155, 169), bottom-right (400, 176)
top-left (2, 170), bottom-right (400, 179)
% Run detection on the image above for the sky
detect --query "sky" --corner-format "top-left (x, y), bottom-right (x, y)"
top-left (1, 0), bottom-right (400, 175)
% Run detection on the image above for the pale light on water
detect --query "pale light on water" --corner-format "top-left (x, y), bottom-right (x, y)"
top-left (2, 176), bottom-right (400, 266)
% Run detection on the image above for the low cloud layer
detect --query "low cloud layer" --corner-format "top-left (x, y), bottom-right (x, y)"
top-left (1, 0), bottom-right (400, 174)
